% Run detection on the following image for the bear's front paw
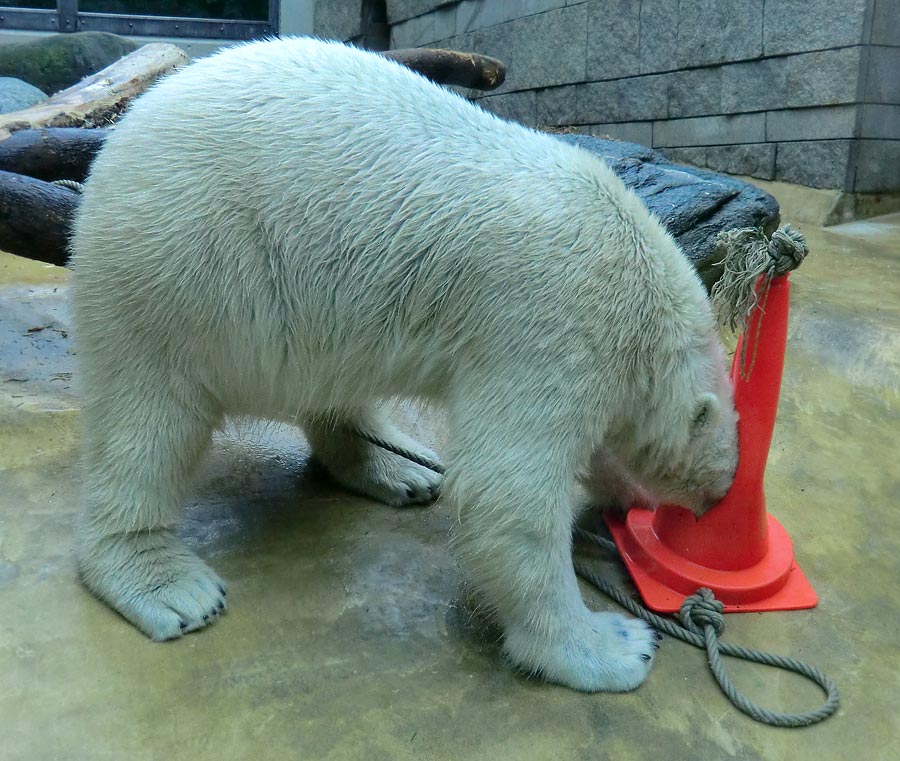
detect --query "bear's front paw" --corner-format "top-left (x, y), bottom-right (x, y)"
top-left (78, 530), bottom-right (227, 641)
top-left (503, 610), bottom-right (657, 692)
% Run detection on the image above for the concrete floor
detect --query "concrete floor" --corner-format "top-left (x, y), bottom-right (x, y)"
top-left (1, 188), bottom-right (899, 760)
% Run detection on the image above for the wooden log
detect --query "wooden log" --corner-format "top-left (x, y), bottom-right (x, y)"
top-left (0, 48), bottom-right (504, 186)
top-left (384, 48), bottom-right (506, 90)
top-left (0, 127), bottom-right (110, 182)
top-left (0, 44), bottom-right (508, 265)
top-left (0, 43), bottom-right (189, 141)
top-left (0, 171), bottom-right (79, 266)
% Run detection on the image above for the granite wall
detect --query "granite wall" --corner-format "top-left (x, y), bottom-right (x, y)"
top-left (314, 0), bottom-right (900, 194)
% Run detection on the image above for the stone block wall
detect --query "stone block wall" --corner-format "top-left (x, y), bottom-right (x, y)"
top-left (314, 0), bottom-right (900, 194)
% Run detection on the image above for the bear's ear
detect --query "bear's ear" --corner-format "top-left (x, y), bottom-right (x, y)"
top-left (691, 392), bottom-right (721, 439)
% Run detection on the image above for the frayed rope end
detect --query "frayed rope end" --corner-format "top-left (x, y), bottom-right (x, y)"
top-left (709, 223), bottom-right (809, 380)
top-left (710, 224), bottom-right (808, 335)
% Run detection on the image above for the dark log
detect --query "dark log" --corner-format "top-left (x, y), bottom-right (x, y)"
top-left (384, 48), bottom-right (506, 91)
top-left (0, 127), bottom-right (110, 182)
top-left (0, 171), bottom-right (79, 266)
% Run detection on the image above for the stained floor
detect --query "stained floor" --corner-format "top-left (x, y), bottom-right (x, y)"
top-left (1, 186), bottom-right (899, 760)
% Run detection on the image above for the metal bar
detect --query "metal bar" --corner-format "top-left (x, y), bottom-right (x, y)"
top-left (57, 0), bottom-right (76, 32)
top-left (268, 0), bottom-right (280, 35)
top-left (0, 8), bottom-right (59, 32)
top-left (0, 1), bottom-right (278, 37)
top-left (75, 12), bottom-right (274, 39)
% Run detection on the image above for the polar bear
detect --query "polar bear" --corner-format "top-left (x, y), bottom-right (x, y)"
top-left (70, 38), bottom-right (738, 693)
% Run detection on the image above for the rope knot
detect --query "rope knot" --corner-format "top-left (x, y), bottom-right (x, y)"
top-left (679, 588), bottom-right (725, 636)
top-left (767, 224), bottom-right (808, 277)
top-left (710, 223), bottom-right (809, 333)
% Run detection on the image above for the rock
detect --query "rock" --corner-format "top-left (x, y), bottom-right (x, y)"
top-left (0, 32), bottom-right (140, 96)
top-left (2, 125), bottom-right (780, 283)
top-left (0, 77), bottom-right (47, 114)
top-left (554, 134), bottom-right (781, 286)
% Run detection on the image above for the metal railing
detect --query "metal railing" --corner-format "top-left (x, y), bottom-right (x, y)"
top-left (0, 1), bottom-right (279, 38)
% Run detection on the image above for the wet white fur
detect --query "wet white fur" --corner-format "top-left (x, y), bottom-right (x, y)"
top-left (70, 38), bottom-right (737, 692)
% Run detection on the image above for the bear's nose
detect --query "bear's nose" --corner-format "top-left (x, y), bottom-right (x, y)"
top-left (695, 494), bottom-right (721, 516)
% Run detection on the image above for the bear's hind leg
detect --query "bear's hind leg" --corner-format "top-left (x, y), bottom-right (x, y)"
top-left (77, 378), bottom-right (225, 640)
top-left (304, 408), bottom-right (442, 507)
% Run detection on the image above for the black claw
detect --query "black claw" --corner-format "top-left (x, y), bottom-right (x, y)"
top-left (218, 585), bottom-right (227, 596)
top-left (641, 653), bottom-right (652, 662)
top-left (406, 486), bottom-right (416, 499)
top-left (202, 614), bottom-right (210, 622)
top-left (179, 619), bottom-right (188, 630)
top-left (217, 600), bottom-right (225, 611)
top-left (651, 641), bottom-right (660, 650)
top-left (653, 630), bottom-right (663, 641)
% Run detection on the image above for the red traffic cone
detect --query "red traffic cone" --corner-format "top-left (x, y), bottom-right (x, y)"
top-left (605, 274), bottom-right (818, 612)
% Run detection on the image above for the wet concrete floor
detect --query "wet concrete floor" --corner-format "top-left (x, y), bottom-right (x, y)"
top-left (1, 191), bottom-right (899, 760)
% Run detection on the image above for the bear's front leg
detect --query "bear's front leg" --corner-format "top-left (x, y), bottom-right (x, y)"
top-left (448, 416), bottom-right (656, 692)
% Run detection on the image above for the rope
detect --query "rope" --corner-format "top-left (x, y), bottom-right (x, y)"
top-left (710, 224), bottom-right (809, 378)
top-left (51, 179), bottom-right (86, 193)
top-left (346, 425), bottom-right (839, 727)
top-left (573, 528), bottom-right (840, 727)
top-left (348, 425), bottom-right (446, 474)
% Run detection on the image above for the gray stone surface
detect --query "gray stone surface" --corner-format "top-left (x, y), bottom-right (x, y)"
top-left (585, 0), bottom-right (641, 80)
top-left (666, 143), bottom-right (777, 180)
top-left (0, 32), bottom-right (139, 95)
top-left (638, 0), bottom-right (679, 74)
top-left (386, 0), bottom-right (447, 24)
top-left (477, 90), bottom-right (537, 126)
top-left (472, 4), bottom-right (587, 92)
top-left (775, 140), bottom-right (853, 189)
top-left (433, 5), bottom-right (457, 40)
top-left (653, 113), bottom-right (766, 147)
top-left (667, 67), bottom-right (723, 118)
top-left (589, 121), bottom-right (654, 145)
top-left (675, 0), bottom-right (763, 67)
top-left (314, 0), bottom-right (363, 41)
top-left (765, 105), bottom-right (859, 141)
top-left (871, 0), bottom-right (900, 46)
top-left (660, 146), bottom-right (708, 168)
top-left (390, 13), bottom-right (437, 48)
top-left (713, 142), bottom-right (777, 179)
top-left (854, 139), bottom-right (900, 192)
top-left (864, 46), bottom-right (900, 104)
top-left (553, 134), bottom-right (780, 280)
top-left (763, 0), bottom-right (868, 55)
top-left (456, 0), bottom-right (568, 34)
top-left (861, 104), bottom-right (900, 139)
top-left (0, 77), bottom-right (47, 115)
top-left (535, 84), bottom-right (577, 126)
top-left (576, 75), bottom-right (667, 124)
top-left (721, 47), bottom-right (862, 113)
top-left (314, 0), bottom-right (898, 193)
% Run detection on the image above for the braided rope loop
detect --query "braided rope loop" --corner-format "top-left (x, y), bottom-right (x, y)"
top-left (573, 530), bottom-right (839, 728)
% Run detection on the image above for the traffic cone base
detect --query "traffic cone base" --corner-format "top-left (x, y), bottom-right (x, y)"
top-left (606, 509), bottom-right (818, 612)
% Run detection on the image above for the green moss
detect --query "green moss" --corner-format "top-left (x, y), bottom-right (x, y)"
top-left (0, 32), bottom-right (140, 95)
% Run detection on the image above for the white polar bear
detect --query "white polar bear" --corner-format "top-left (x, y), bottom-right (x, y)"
top-left (70, 38), bottom-right (738, 693)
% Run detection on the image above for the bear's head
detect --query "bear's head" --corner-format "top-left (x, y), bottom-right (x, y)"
top-left (599, 336), bottom-right (739, 516)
